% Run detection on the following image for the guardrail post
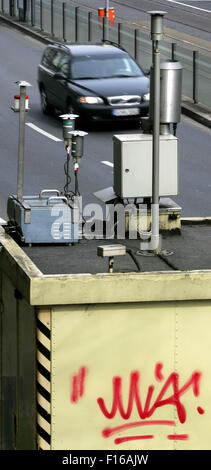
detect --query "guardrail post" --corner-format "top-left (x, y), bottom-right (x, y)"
top-left (75, 6), bottom-right (78, 42)
top-left (102, 17), bottom-right (105, 42)
top-left (105, 0), bottom-right (109, 41)
top-left (134, 29), bottom-right (138, 60)
top-left (31, 0), bottom-right (34, 26)
top-left (9, 0), bottom-right (15, 16)
top-left (51, 0), bottom-right (54, 36)
top-left (40, 0), bottom-right (43, 31)
top-left (171, 42), bottom-right (176, 60)
top-left (193, 51), bottom-right (199, 103)
top-left (118, 22), bottom-right (121, 47)
top-left (88, 11), bottom-right (91, 41)
top-left (62, 2), bottom-right (66, 41)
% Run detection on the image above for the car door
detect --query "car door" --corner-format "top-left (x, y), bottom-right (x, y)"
top-left (38, 46), bottom-right (57, 106)
top-left (49, 50), bottom-right (70, 111)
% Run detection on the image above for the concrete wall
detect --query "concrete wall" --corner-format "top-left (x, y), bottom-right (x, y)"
top-left (0, 270), bottom-right (36, 449)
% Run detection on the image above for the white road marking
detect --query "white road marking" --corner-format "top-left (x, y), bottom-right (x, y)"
top-left (165, 0), bottom-right (211, 14)
top-left (101, 160), bottom-right (114, 168)
top-left (26, 122), bottom-right (62, 142)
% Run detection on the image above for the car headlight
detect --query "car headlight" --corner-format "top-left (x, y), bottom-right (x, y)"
top-left (143, 92), bottom-right (150, 102)
top-left (79, 96), bottom-right (103, 104)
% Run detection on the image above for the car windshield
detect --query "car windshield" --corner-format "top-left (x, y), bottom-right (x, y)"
top-left (71, 55), bottom-right (143, 80)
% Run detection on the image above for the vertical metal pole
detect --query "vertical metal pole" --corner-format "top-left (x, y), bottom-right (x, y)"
top-left (17, 85), bottom-right (26, 202)
top-left (51, 0), bottom-right (54, 36)
top-left (148, 11), bottom-right (166, 253)
top-left (151, 38), bottom-right (160, 252)
top-left (134, 29), bottom-right (138, 60)
top-left (62, 2), bottom-right (66, 41)
top-left (75, 6), bottom-right (78, 42)
top-left (88, 11), bottom-right (91, 41)
top-left (108, 257), bottom-right (114, 273)
top-left (40, 0), bottom-right (43, 31)
top-left (102, 17), bottom-right (105, 42)
top-left (10, 0), bottom-right (15, 16)
top-left (24, 0), bottom-right (27, 22)
top-left (193, 51), bottom-right (199, 104)
top-left (31, 0), bottom-right (34, 26)
top-left (171, 42), bottom-right (176, 60)
top-left (105, 0), bottom-right (109, 41)
top-left (118, 22), bottom-right (121, 47)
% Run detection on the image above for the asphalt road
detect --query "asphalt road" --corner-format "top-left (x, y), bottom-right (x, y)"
top-left (0, 21), bottom-right (211, 221)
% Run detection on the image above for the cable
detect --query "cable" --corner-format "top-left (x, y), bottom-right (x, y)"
top-left (126, 248), bottom-right (142, 272)
top-left (74, 170), bottom-right (80, 196)
top-left (64, 149), bottom-right (72, 196)
top-left (157, 252), bottom-right (179, 271)
top-left (127, 248), bottom-right (179, 271)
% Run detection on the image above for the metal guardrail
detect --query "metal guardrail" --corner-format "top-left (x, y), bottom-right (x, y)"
top-left (1, 0), bottom-right (211, 108)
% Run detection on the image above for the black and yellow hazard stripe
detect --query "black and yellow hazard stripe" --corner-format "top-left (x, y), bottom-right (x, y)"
top-left (36, 309), bottom-right (51, 450)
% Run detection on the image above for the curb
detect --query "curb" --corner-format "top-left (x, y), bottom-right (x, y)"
top-left (0, 13), bottom-right (55, 45)
top-left (1, 13), bottom-right (211, 130)
top-left (181, 103), bottom-right (211, 129)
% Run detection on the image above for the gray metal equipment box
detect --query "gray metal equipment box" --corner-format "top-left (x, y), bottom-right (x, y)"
top-left (7, 193), bottom-right (79, 244)
top-left (113, 134), bottom-right (178, 198)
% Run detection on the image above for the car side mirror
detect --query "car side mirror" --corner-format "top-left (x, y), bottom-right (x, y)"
top-left (54, 72), bottom-right (67, 80)
top-left (144, 69), bottom-right (150, 76)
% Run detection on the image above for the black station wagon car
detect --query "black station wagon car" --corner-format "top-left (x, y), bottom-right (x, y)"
top-left (37, 42), bottom-right (150, 122)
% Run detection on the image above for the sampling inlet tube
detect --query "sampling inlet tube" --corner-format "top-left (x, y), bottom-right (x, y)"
top-left (16, 82), bottom-right (30, 201)
top-left (151, 38), bottom-right (160, 253)
top-left (17, 85), bottom-right (26, 201)
top-left (148, 11), bottom-right (166, 253)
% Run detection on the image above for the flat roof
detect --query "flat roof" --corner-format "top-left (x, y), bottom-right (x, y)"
top-left (1, 221), bottom-right (211, 305)
top-left (20, 222), bottom-right (211, 275)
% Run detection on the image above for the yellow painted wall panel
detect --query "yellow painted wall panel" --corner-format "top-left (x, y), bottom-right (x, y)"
top-left (51, 301), bottom-right (211, 450)
top-left (172, 301), bottom-right (211, 449)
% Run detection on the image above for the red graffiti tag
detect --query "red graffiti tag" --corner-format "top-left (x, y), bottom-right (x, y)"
top-left (168, 434), bottom-right (189, 440)
top-left (102, 419), bottom-right (175, 438)
top-left (155, 362), bottom-right (164, 381)
top-left (97, 363), bottom-right (204, 444)
top-left (115, 435), bottom-right (154, 444)
top-left (70, 366), bottom-right (87, 403)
